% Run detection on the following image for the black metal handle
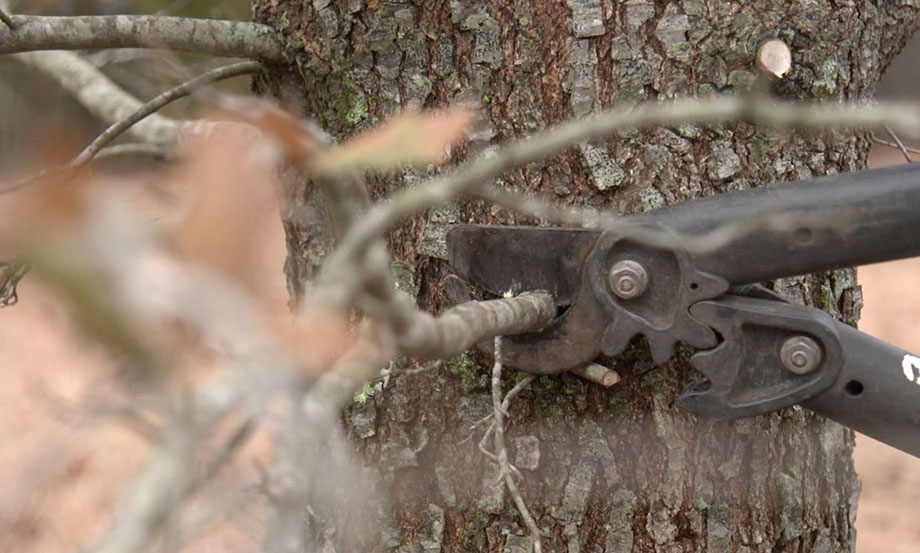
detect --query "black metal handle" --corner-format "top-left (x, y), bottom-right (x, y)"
top-left (805, 323), bottom-right (920, 458)
top-left (642, 163), bottom-right (920, 286)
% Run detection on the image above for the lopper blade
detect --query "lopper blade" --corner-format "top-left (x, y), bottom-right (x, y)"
top-left (446, 225), bottom-right (599, 306)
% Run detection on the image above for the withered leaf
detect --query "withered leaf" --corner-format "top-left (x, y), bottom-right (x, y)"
top-left (312, 107), bottom-right (476, 175)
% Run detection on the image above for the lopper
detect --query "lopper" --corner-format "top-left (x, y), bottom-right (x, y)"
top-left (446, 162), bottom-right (920, 458)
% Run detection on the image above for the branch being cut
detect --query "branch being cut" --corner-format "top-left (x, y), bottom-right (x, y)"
top-left (400, 290), bottom-right (555, 361)
top-left (316, 94), bottom-right (920, 305)
top-left (259, 291), bottom-right (554, 550)
top-left (0, 15), bottom-right (283, 61)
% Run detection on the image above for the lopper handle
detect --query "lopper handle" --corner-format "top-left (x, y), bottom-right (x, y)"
top-left (641, 163), bottom-right (920, 286)
top-left (804, 322), bottom-right (920, 458)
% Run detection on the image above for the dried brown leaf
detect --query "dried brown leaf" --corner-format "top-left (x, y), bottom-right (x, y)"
top-left (168, 123), bottom-right (279, 292)
top-left (312, 107), bottom-right (476, 175)
top-left (271, 304), bottom-right (353, 378)
top-left (215, 100), bottom-right (321, 165)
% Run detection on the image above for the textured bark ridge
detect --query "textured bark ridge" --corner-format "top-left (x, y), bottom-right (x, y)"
top-left (253, 1), bottom-right (919, 552)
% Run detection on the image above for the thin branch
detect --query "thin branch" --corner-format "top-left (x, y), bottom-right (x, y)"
top-left (73, 61), bottom-right (264, 167)
top-left (502, 375), bottom-right (536, 413)
top-left (0, 15), bottom-right (283, 61)
top-left (872, 132), bottom-right (920, 155)
top-left (491, 337), bottom-right (542, 553)
top-left (476, 373), bottom-right (534, 476)
top-left (0, 260), bottom-right (28, 307)
top-left (0, 61), bottom-right (261, 196)
top-left (88, 375), bottom-right (248, 553)
top-left (302, 291), bottom-right (555, 422)
top-left (316, 94), bottom-right (920, 304)
top-left (884, 127), bottom-right (916, 162)
top-left (185, 418), bottom-right (256, 497)
top-left (399, 290), bottom-right (555, 361)
top-left (0, 6), bottom-right (14, 29)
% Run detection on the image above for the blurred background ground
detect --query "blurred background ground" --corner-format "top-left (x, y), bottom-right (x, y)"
top-left (1, 3), bottom-right (919, 552)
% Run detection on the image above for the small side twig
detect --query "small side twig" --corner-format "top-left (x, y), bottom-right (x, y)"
top-left (0, 61), bottom-right (262, 196)
top-left (0, 260), bottom-right (28, 307)
top-left (883, 126), bottom-right (916, 162)
top-left (72, 60), bottom-right (263, 167)
top-left (87, 375), bottom-right (247, 553)
top-left (0, 6), bottom-right (14, 29)
top-left (466, 372), bottom-right (535, 450)
top-left (491, 337), bottom-right (542, 553)
top-left (872, 131), bottom-right (920, 156)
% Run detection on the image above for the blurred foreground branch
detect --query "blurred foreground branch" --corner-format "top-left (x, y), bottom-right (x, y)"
top-left (71, 61), bottom-right (264, 167)
top-left (317, 94), bottom-right (920, 306)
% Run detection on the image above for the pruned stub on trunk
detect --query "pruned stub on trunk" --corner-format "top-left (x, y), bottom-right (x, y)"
top-left (252, 1), bottom-right (919, 551)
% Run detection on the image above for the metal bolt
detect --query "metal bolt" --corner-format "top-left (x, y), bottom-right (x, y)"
top-left (779, 335), bottom-right (822, 375)
top-left (608, 260), bottom-right (648, 300)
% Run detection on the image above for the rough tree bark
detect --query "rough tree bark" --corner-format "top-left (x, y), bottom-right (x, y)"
top-left (253, 1), bottom-right (919, 552)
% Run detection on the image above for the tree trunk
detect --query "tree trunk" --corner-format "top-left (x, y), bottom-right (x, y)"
top-left (252, 1), bottom-right (919, 551)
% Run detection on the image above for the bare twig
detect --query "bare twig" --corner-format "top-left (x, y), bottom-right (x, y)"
top-left (0, 260), bottom-right (28, 307)
top-left (186, 418), bottom-right (256, 497)
top-left (479, 372), bottom-right (536, 473)
top-left (380, 360), bottom-right (441, 388)
top-left (32, 379), bottom-right (163, 443)
top-left (884, 126), bottom-right (915, 162)
top-left (73, 61), bottom-right (264, 167)
top-left (502, 375), bottom-right (537, 412)
top-left (88, 375), bottom-right (249, 553)
top-left (0, 15), bottom-right (283, 61)
top-left (317, 95), bottom-right (920, 304)
top-left (0, 6), bottom-right (14, 29)
top-left (491, 337), bottom-right (542, 553)
top-left (872, 131), bottom-right (920, 156)
top-left (0, 61), bottom-right (261, 196)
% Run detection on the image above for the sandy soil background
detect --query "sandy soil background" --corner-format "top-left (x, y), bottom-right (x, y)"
top-left (1, 153), bottom-right (919, 552)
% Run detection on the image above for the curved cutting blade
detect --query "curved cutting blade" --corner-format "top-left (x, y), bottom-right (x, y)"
top-left (446, 225), bottom-right (600, 306)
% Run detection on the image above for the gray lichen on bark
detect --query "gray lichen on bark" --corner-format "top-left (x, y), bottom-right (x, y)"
top-left (251, 0), bottom-right (920, 551)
